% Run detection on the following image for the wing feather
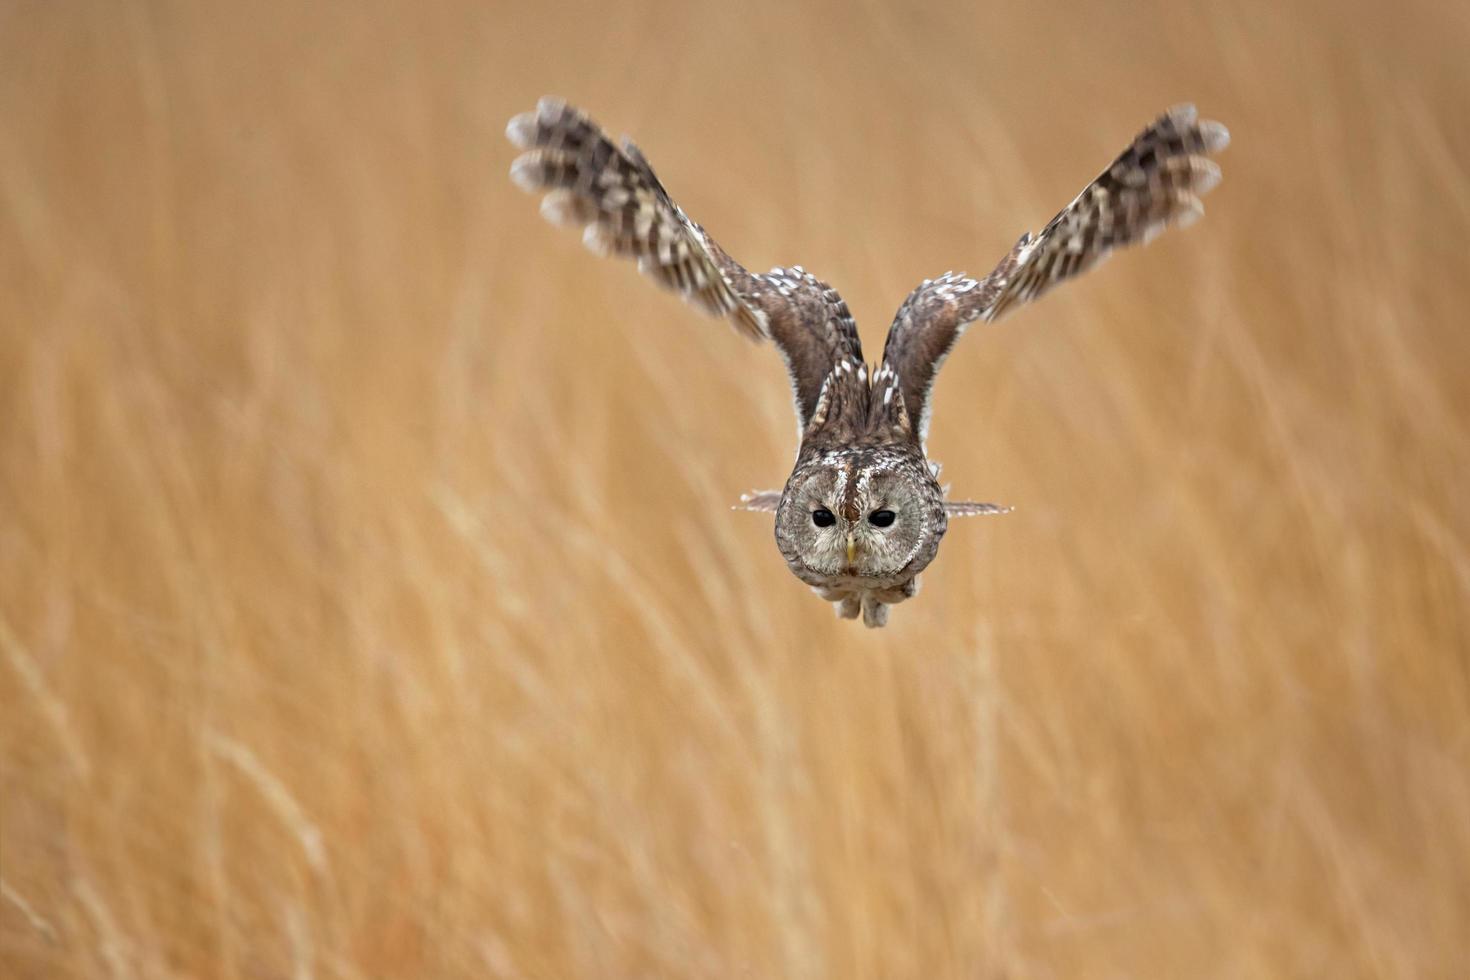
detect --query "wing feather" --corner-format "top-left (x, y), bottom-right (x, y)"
top-left (880, 104), bottom-right (1230, 440)
top-left (508, 98), bottom-right (862, 429)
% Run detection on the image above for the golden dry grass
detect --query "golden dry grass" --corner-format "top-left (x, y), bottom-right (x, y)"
top-left (3, 0), bottom-right (1469, 976)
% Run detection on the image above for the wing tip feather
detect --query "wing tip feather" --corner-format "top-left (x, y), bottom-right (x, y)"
top-left (505, 111), bottom-right (537, 149)
top-left (508, 154), bottom-right (540, 191)
top-left (1199, 119), bottom-right (1231, 153)
top-left (538, 189), bottom-right (587, 227)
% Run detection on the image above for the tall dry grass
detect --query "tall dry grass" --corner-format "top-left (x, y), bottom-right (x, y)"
top-left (3, 0), bottom-right (1469, 976)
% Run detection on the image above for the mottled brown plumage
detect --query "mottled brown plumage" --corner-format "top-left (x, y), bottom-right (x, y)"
top-left (508, 98), bottom-right (1229, 626)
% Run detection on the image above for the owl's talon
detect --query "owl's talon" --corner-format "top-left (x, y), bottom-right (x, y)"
top-left (861, 596), bottom-right (889, 628)
top-left (835, 595), bottom-right (860, 619)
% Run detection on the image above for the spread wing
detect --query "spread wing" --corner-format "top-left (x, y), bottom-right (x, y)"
top-left (880, 104), bottom-right (1230, 440)
top-left (507, 97), bottom-right (862, 429)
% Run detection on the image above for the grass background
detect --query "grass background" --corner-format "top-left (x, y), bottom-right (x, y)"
top-left (3, 0), bottom-right (1468, 976)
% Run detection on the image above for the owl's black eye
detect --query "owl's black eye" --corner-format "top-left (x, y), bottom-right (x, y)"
top-left (811, 508), bottom-right (836, 528)
top-left (869, 509), bottom-right (896, 528)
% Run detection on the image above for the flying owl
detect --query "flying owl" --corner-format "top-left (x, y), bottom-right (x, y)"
top-left (507, 98), bottom-right (1229, 627)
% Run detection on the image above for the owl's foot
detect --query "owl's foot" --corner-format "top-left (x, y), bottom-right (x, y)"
top-left (872, 577), bottom-right (919, 604)
top-left (861, 596), bottom-right (889, 628)
top-left (835, 594), bottom-right (860, 619)
top-left (813, 587), bottom-right (860, 619)
top-left (861, 578), bottom-right (918, 627)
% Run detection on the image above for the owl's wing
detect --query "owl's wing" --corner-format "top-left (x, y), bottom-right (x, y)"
top-left (508, 97), bottom-right (862, 430)
top-left (735, 490), bottom-right (782, 513)
top-left (943, 501), bottom-right (1012, 517)
top-left (880, 104), bottom-right (1229, 440)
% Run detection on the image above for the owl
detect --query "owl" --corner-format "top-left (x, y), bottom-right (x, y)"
top-left (507, 98), bottom-right (1228, 627)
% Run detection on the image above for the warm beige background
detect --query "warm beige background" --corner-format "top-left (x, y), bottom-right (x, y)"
top-left (3, 0), bottom-right (1468, 976)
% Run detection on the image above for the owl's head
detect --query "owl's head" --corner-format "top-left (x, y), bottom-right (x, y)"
top-left (774, 450), bottom-right (945, 585)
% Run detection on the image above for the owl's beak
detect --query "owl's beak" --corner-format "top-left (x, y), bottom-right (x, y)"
top-left (846, 534), bottom-right (858, 568)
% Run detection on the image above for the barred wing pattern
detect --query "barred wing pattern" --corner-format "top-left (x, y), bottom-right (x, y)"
top-left (881, 104), bottom-right (1230, 440)
top-left (507, 97), bottom-right (861, 429)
